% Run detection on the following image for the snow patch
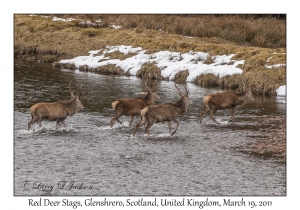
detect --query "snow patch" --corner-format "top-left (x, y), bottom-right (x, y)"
top-left (59, 45), bottom-right (245, 83)
top-left (276, 85), bottom-right (286, 97)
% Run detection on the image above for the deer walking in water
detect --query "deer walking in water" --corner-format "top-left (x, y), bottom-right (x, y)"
top-left (110, 75), bottom-right (160, 128)
top-left (133, 84), bottom-right (193, 136)
top-left (199, 81), bottom-right (254, 124)
top-left (28, 82), bottom-right (84, 130)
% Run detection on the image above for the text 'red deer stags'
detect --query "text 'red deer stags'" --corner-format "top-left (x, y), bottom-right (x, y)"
top-left (133, 84), bottom-right (193, 136)
top-left (110, 75), bottom-right (160, 128)
top-left (28, 82), bottom-right (84, 130)
top-left (199, 80), bottom-right (254, 124)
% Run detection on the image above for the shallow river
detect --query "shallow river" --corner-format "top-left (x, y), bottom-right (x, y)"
top-left (14, 60), bottom-right (286, 196)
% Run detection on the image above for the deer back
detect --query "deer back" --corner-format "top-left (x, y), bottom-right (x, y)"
top-left (205, 87), bottom-right (254, 109)
top-left (205, 92), bottom-right (240, 108)
top-left (114, 97), bottom-right (149, 115)
top-left (30, 101), bottom-right (68, 120)
top-left (142, 103), bottom-right (179, 122)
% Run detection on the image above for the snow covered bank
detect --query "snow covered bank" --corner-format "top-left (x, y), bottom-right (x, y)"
top-left (276, 85), bottom-right (286, 97)
top-left (266, 53), bottom-right (286, 69)
top-left (59, 45), bottom-right (244, 83)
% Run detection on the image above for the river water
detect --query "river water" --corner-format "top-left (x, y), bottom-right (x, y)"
top-left (14, 60), bottom-right (286, 196)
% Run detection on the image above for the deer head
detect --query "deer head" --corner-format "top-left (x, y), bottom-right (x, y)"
top-left (142, 73), bottom-right (160, 101)
top-left (174, 83), bottom-right (193, 108)
top-left (241, 77), bottom-right (254, 102)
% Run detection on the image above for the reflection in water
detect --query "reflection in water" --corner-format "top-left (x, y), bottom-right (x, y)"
top-left (14, 60), bottom-right (286, 196)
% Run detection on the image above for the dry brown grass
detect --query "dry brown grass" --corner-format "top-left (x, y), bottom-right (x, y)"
top-left (136, 63), bottom-right (163, 80)
top-left (14, 14), bottom-right (286, 95)
top-left (70, 14), bottom-right (286, 48)
top-left (238, 117), bottom-right (286, 162)
top-left (174, 70), bottom-right (189, 83)
top-left (105, 51), bottom-right (138, 60)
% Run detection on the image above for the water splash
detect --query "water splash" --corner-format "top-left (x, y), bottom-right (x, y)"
top-left (100, 121), bottom-right (130, 130)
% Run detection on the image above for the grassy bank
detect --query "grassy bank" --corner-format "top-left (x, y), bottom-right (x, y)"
top-left (14, 14), bottom-right (286, 95)
top-left (237, 117), bottom-right (286, 162)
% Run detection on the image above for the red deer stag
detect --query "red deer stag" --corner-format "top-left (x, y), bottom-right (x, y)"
top-left (110, 76), bottom-right (160, 128)
top-left (28, 82), bottom-right (84, 130)
top-left (199, 82), bottom-right (254, 124)
top-left (133, 84), bottom-right (193, 136)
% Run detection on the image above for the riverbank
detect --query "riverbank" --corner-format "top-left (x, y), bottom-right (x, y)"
top-left (237, 116), bottom-right (286, 162)
top-left (14, 14), bottom-right (286, 96)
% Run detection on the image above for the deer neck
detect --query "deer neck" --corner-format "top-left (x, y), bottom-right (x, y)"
top-left (144, 92), bottom-right (154, 105)
top-left (174, 98), bottom-right (188, 115)
top-left (65, 99), bottom-right (78, 116)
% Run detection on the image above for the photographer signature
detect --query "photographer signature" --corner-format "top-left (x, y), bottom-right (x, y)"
top-left (22, 181), bottom-right (93, 192)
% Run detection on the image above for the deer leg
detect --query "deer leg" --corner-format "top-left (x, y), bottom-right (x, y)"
top-left (35, 118), bottom-right (43, 127)
top-left (61, 120), bottom-right (67, 128)
top-left (56, 118), bottom-right (62, 129)
top-left (145, 121), bottom-right (155, 136)
top-left (110, 112), bottom-right (123, 127)
top-left (129, 115), bottom-right (134, 127)
top-left (138, 115), bottom-right (146, 127)
top-left (228, 108), bottom-right (233, 121)
top-left (171, 118), bottom-right (179, 136)
top-left (199, 107), bottom-right (210, 124)
top-left (167, 121), bottom-right (171, 135)
top-left (28, 118), bottom-right (37, 130)
top-left (209, 106), bottom-right (220, 124)
top-left (229, 108), bottom-right (237, 122)
top-left (133, 118), bottom-right (147, 136)
top-left (110, 117), bottom-right (116, 127)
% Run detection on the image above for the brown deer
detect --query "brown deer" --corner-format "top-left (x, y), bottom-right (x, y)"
top-left (133, 84), bottom-right (193, 136)
top-left (110, 76), bottom-right (160, 128)
top-left (199, 82), bottom-right (254, 124)
top-left (28, 82), bottom-right (84, 130)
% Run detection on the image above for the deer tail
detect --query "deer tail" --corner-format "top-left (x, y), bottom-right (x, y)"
top-left (140, 107), bottom-right (149, 119)
top-left (29, 106), bottom-right (36, 116)
top-left (203, 95), bottom-right (212, 108)
top-left (112, 101), bottom-right (119, 110)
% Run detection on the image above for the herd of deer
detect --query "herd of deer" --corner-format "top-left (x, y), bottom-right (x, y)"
top-left (27, 77), bottom-right (254, 135)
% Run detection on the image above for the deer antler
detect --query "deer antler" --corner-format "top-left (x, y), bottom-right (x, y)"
top-left (142, 72), bottom-right (152, 92)
top-left (240, 76), bottom-right (249, 91)
top-left (69, 81), bottom-right (76, 99)
top-left (240, 76), bottom-right (246, 86)
top-left (184, 84), bottom-right (189, 97)
top-left (151, 78), bottom-right (157, 92)
top-left (77, 84), bottom-right (85, 98)
top-left (174, 83), bottom-right (184, 97)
